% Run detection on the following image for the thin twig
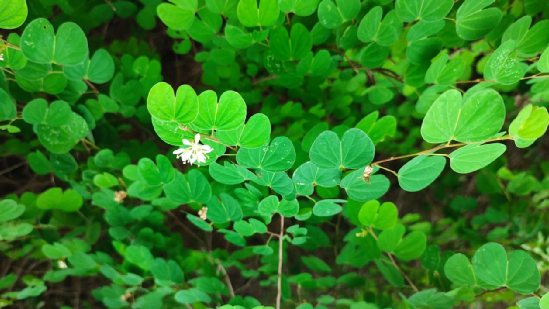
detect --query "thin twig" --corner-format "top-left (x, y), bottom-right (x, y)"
top-left (217, 259), bottom-right (235, 298)
top-left (0, 161), bottom-right (27, 176)
top-left (166, 211), bottom-right (206, 245)
top-left (372, 135), bottom-right (513, 165)
top-left (276, 215), bottom-right (285, 309)
top-left (84, 79), bottom-right (99, 95)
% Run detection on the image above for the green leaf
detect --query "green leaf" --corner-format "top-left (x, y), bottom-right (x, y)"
top-left (0, 88), bottom-right (16, 121)
top-left (216, 113), bottom-right (271, 148)
top-left (164, 170), bottom-right (212, 204)
top-left (313, 199), bottom-right (344, 217)
top-left (421, 89), bottom-right (505, 143)
top-left (310, 129), bottom-right (375, 169)
top-left (28, 150), bottom-right (51, 175)
top-left (358, 200), bottom-right (397, 230)
top-left (237, 137), bottom-right (296, 172)
top-left (0, 199), bottom-right (25, 223)
top-left (46, 101), bottom-right (72, 127)
top-left (270, 23), bottom-right (312, 61)
top-left (93, 172), bottom-right (119, 188)
top-left (252, 170), bottom-right (295, 197)
top-left (37, 113), bottom-right (89, 154)
top-left (36, 187), bottom-right (83, 212)
top-left (192, 90), bottom-right (247, 131)
top-left (157, 1), bottom-right (196, 31)
top-left (541, 293), bottom-right (549, 309)
top-left (472, 242), bottom-right (507, 287)
top-left (408, 289), bottom-right (454, 309)
top-left (292, 161), bottom-right (341, 195)
top-left (0, 0), bottom-right (27, 29)
top-left (357, 7), bottom-right (382, 44)
top-left (258, 195), bottom-right (299, 217)
top-left (21, 18), bottom-right (88, 66)
top-left (444, 253), bottom-right (477, 286)
top-left (377, 224), bottom-right (425, 260)
top-left (317, 0), bottom-right (359, 29)
top-left (456, 0), bottom-right (502, 40)
top-left (151, 258), bottom-right (184, 285)
top-left (509, 105), bottom-right (549, 146)
top-left (507, 250), bottom-right (540, 294)
top-left (209, 162), bottom-right (256, 185)
top-left (237, 0), bottom-right (279, 27)
top-left (449, 143), bottom-right (506, 174)
top-left (398, 155), bottom-right (446, 192)
top-left (147, 82), bottom-right (199, 124)
top-left (395, 0), bottom-right (453, 22)
top-left (138, 158), bottom-right (162, 186)
top-left (279, 0), bottom-right (319, 16)
top-left (340, 169), bottom-right (390, 202)
top-left (175, 288), bottom-right (211, 304)
top-left (85, 49), bottom-right (115, 84)
top-left (539, 46), bottom-right (549, 73)
top-left (42, 242), bottom-right (71, 259)
top-left (484, 40), bottom-right (524, 85)
top-left (125, 245), bottom-right (154, 270)
top-left (206, 193), bottom-right (243, 223)
top-left (0, 34), bottom-right (27, 69)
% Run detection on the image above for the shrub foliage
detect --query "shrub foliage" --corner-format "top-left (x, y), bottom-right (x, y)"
top-left (1, 0), bottom-right (549, 308)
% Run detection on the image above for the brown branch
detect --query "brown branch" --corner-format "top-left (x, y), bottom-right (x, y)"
top-left (372, 135), bottom-right (513, 166)
top-left (84, 79), bottom-right (99, 95)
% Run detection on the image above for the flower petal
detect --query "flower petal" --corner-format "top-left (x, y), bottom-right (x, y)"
top-left (194, 134), bottom-right (201, 144)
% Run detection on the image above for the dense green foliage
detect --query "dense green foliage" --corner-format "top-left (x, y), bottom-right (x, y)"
top-left (2, 0), bottom-right (549, 308)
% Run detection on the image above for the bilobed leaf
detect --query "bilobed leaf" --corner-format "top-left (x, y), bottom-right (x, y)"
top-left (421, 89), bottom-right (505, 143)
top-left (157, 1), bottom-right (196, 31)
top-left (340, 169), bottom-right (390, 202)
top-left (206, 193), bottom-right (243, 223)
top-left (126, 245), bottom-right (154, 270)
top-left (147, 82), bottom-right (199, 124)
top-left (318, 0), bottom-right (360, 29)
top-left (313, 200), bottom-right (345, 217)
top-left (449, 143), bottom-right (506, 174)
top-left (484, 40), bottom-right (524, 85)
top-left (292, 161), bottom-right (341, 195)
top-left (0, 199), bottom-right (25, 223)
top-left (539, 46), bottom-right (549, 73)
top-left (395, 0), bottom-right (454, 22)
top-left (237, 0), bottom-right (279, 27)
top-left (444, 253), bottom-right (477, 286)
top-left (358, 200), bottom-right (397, 230)
top-left (258, 195), bottom-right (299, 217)
top-left (456, 0), bottom-right (502, 40)
top-left (209, 162), bottom-right (256, 185)
top-left (21, 18), bottom-right (88, 66)
top-left (252, 169), bottom-right (295, 197)
top-left (237, 137), bottom-right (296, 172)
top-left (192, 90), bottom-right (247, 131)
top-left (279, 0), bottom-right (319, 16)
top-left (407, 289), bottom-right (454, 309)
top-left (310, 129), bottom-right (375, 169)
top-left (509, 105), bottom-right (549, 144)
top-left (398, 155), bottom-right (446, 192)
top-left (0, 0), bottom-right (28, 29)
top-left (471, 242), bottom-right (507, 287)
top-left (507, 250), bottom-right (540, 294)
top-left (37, 113), bottom-right (89, 154)
top-left (357, 7), bottom-right (382, 44)
top-left (0, 88), bottom-right (16, 121)
top-left (164, 170), bottom-right (211, 204)
top-left (270, 23), bottom-right (312, 61)
top-left (215, 113), bottom-right (271, 148)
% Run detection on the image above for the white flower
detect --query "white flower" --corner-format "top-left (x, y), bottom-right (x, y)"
top-left (57, 260), bottom-right (68, 269)
top-left (198, 206), bottom-right (208, 220)
top-left (173, 134), bottom-right (214, 166)
top-left (0, 53), bottom-right (4, 61)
